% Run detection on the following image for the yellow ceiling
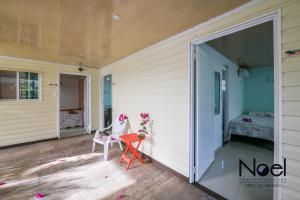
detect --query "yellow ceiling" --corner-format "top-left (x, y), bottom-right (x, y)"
top-left (0, 0), bottom-right (249, 68)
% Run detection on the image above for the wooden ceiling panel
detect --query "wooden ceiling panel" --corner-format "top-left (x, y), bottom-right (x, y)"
top-left (0, 0), bottom-right (249, 68)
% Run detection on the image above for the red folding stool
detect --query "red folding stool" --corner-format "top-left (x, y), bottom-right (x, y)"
top-left (119, 133), bottom-right (144, 170)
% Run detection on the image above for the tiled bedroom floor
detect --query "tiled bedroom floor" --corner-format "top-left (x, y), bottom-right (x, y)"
top-left (199, 141), bottom-right (274, 200)
top-left (0, 134), bottom-right (215, 200)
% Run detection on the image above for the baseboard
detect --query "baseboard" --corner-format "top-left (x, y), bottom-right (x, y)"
top-left (143, 153), bottom-right (189, 182)
top-left (193, 183), bottom-right (227, 200)
top-left (0, 137), bottom-right (59, 150)
top-left (214, 144), bottom-right (223, 155)
top-left (1, 130), bottom-right (97, 150)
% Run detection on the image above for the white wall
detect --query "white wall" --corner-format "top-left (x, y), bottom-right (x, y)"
top-left (199, 44), bottom-right (243, 150)
top-left (108, 43), bottom-right (190, 176)
top-left (60, 77), bottom-right (79, 110)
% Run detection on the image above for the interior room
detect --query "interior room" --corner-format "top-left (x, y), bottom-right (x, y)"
top-left (195, 21), bottom-right (274, 200)
top-left (60, 74), bottom-right (87, 138)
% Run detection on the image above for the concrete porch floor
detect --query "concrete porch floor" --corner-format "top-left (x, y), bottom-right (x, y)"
top-left (0, 135), bottom-right (215, 200)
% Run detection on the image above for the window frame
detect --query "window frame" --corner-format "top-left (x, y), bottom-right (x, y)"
top-left (0, 70), bottom-right (42, 101)
top-left (214, 71), bottom-right (221, 115)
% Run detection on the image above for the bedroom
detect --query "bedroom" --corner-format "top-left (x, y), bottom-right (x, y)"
top-left (194, 21), bottom-right (275, 200)
top-left (59, 74), bottom-right (90, 138)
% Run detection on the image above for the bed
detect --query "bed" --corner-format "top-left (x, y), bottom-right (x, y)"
top-left (229, 112), bottom-right (274, 142)
top-left (60, 109), bottom-right (84, 129)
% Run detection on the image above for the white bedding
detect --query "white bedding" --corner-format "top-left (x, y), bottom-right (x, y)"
top-left (60, 110), bottom-right (84, 129)
top-left (229, 113), bottom-right (274, 141)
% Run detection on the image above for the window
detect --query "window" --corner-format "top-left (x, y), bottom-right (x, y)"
top-left (19, 72), bottom-right (39, 99)
top-left (0, 71), bottom-right (17, 99)
top-left (214, 71), bottom-right (221, 115)
top-left (0, 70), bottom-right (40, 100)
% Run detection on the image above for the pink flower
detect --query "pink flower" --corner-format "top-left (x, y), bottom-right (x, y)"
top-left (0, 181), bottom-right (6, 186)
top-left (119, 114), bottom-right (128, 122)
top-left (117, 193), bottom-right (123, 200)
top-left (35, 193), bottom-right (45, 198)
top-left (140, 113), bottom-right (149, 119)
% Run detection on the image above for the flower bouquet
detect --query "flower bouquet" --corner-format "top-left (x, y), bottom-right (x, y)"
top-left (138, 113), bottom-right (150, 139)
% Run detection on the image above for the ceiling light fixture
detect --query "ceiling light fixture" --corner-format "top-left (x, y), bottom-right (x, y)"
top-left (112, 14), bottom-right (120, 21)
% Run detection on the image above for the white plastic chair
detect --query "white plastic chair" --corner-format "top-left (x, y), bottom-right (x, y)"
top-left (92, 114), bottom-right (129, 160)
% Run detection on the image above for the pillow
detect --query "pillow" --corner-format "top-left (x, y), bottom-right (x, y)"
top-left (264, 112), bottom-right (274, 117)
top-left (248, 112), bottom-right (264, 117)
top-left (68, 110), bottom-right (78, 114)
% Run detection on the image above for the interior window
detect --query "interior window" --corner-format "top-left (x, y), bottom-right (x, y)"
top-left (0, 70), bottom-right (17, 99)
top-left (0, 70), bottom-right (39, 100)
top-left (214, 71), bottom-right (221, 115)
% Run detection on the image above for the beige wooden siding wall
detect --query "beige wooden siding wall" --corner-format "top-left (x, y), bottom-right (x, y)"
top-left (0, 57), bottom-right (100, 147)
top-left (104, 0), bottom-right (300, 198)
top-left (282, 1), bottom-right (300, 199)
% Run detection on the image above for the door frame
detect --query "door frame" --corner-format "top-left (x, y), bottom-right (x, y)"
top-left (57, 72), bottom-right (92, 138)
top-left (189, 10), bottom-right (282, 200)
top-left (100, 68), bottom-right (112, 130)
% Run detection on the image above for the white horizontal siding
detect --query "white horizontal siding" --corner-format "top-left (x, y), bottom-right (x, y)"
top-left (282, 0), bottom-right (300, 197)
top-left (281, 0), bottom-right (300, 197)
top-left (283, 86), bottom-right (300, 100)
top-left (0, 57), bottom-right (100, 146)
top-left (284, 158), bottom-right (300, 178)
top-left (283, 130), bottom-right (300, 147)
top-left (285, 173), bottom-right (300, 193)
top-left (283, 101), bottom-right (300, 116)
top-left (283, 187), bottom-right (300, 200)
top-left (283, 71), bottom-right (300, 86)
top-left (283, 56), bottom-right (300, 71)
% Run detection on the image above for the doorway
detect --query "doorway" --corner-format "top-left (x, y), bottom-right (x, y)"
top-left (103, 74), bottom-right (112, 128)
top-left (190, 12), bottom-right (282, 200)
top-left (59, 73), bottom-right (91, 138)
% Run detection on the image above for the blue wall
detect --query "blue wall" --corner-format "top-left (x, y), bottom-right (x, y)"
top-left (243, 67), bottom-right (274, 113)
top-left (103, 74), bottom-right (112, 109)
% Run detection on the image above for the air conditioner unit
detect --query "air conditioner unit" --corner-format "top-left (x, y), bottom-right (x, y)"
top-left (238, 67), bottom-right (250, 79)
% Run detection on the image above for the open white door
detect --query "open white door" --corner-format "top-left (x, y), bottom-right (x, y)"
top-left (195, 44), bottom-right (214, 181)
top-left (84, 77), bottom-right (91, 133)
